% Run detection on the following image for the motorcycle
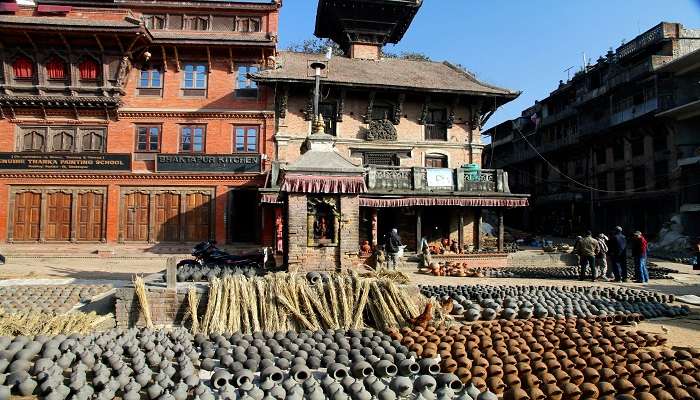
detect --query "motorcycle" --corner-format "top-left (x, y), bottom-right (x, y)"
top-left (176, 240), bottom-right (275, 281)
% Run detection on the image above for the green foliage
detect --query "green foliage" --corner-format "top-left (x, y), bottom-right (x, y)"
top-left (382, 50), bottom-right (432, 61)
top-left (285, 38), bottom-right (344, 56)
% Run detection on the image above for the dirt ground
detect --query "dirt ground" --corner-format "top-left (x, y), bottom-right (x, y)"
top-left (1, 254), bottom-right (698, 348)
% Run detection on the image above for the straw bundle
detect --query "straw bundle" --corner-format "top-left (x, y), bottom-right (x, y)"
top-left (133, 275), bottom-right (153, 329)
top-left (198, 272), bottom-right (436, 334)
top-left (0, 308), bottom-right (110, 336)
top-left (187, 288), bottom-right (200, 334)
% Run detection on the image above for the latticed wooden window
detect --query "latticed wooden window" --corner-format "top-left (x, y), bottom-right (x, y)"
top-left (45, 57), bottom-right (66, 80)
top-left (79, 59), bottom-right (99, 80)
top-left (13, 56), bottom-right (33, 80)
top-left (23, 130), bottom-right (45, 151)
top-left (52, 131), bottom-right (75, 152)
top-left (364, 152), bottom-right (397, 166)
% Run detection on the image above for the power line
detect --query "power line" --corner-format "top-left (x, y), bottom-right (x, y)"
top-left (515, 128), bottom-right (700, 195)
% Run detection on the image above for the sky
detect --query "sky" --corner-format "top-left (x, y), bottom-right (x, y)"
top-left (277, 0), bottom-right (700, 131)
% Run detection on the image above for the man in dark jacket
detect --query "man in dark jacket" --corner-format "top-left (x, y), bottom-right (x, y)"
top-left (574, 231), bottom-right (600, 281)
top-left (608, 226), bottom-right (628, 282)
top-left (384, 228), bottom-right (402, 270)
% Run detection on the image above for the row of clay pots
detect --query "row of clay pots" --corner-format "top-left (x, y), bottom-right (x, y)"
top-left (0, 326), bottom-right (506, 400)
top-left (420, 284), bottom-right (689, 321)
top-left (0, 284), bottom-right (111, 314)
top-left (175, 263), bottom-right (264, 282)
top-left (480, 263), bottom-right (676, 280)
top-left (388, 318), bottom-right (700, 400)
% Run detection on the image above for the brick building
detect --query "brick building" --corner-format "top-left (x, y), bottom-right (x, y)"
top-left (483, 22), bottom-right (700, 237)
top-left (254, 0), bottom-right (529, 270)
top-left (0, 0), bottom-right (280, 245)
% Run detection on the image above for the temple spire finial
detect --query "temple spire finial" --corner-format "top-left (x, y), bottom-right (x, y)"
top-left (312, 114), bottom-right (326, 134)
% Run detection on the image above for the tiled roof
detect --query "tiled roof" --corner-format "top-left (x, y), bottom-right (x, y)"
top-left (0, 15), bottom-right (140, 31)
top-left (149, 30), bottom-right (274, 46)
top-left (253, 51), bottom-right (518, 97)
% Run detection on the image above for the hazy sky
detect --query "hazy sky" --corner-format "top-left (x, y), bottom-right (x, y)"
top-left (277, 0), bottom-right (700, 130)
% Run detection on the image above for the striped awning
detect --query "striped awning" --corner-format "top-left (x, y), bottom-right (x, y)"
top-left (281, 174), bottom-right (367, 194)
top-left (359, 196), bottom-right (529, 208)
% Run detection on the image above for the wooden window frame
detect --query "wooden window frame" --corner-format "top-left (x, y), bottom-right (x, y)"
top-left (235, 64), bottom-right (259, 99)
top-left (12, 56), bottom-right (34, 81)
top-left (143, 14), bottom-right (166, 29)
top-left (424, 108), bottom-right (448, 141)
top-left (135, 125), bottom-right (161, 153)
top-left (137, 67), bottom-right (163, 96)
top-left (182, 63), bottom-right (207, 97)
top-left (81, 129), bottom-right (106, 152)
top-left (78, 58), bottom-right (99, 81)
top-left (425, 154), bottom-right (448, 168)
top-left (184, 15), bottom-right (210, 31)
top-left (179, 125), bottom-right (206, 153)
top-left (52, 130), bottom-right (76, 153)
top-left (235, 16), bottom-right (262, 33)
top-left (22, 130), bottom-right (46, 152)
top-left (45, 56), bottom-right (67, 81)
top-left (233, 125), bottom-right (259, 153)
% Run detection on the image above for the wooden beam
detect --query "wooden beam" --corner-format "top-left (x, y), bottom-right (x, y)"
top-left (125, 35), bottom-right (139, 53)
top-left (173, 46), bottom-right (180, 72)
top-left (113, 34), bottom-right (124, 54)
top-left (93, 35), bottom-right (104, 53)
top-left (206, 46), bottom-right (212, 74)
top-left (58, 33), bottom-right (72, 53)
top-left (228, 47), bottom-right (234, 73)
top-left (160, 46), bottom-right (168, 72)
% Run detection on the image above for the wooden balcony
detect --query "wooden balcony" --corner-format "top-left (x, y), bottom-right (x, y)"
top-left (365, 166), bottom-right (512, 194)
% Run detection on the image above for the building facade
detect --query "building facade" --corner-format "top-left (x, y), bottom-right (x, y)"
top-left (484, 22), bottom-right (700, 237)
top-left (254, 0), bottom-right (528, 271)
top-left (0, 0), bottom-right (280, 245)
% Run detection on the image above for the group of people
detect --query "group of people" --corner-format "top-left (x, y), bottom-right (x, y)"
top-left (574, 226), bottom-right (649, 283)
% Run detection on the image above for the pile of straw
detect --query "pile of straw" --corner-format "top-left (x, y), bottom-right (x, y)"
top-left (133, 275), bottom-right (153, 329)
top-left (0, 308), bottom-right (111, 336)
top-left (197, 272), bottom-right (437, 334)
top-left (360, 269), bottom-right (411, 284)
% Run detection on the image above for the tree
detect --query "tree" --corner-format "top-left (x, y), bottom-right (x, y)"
top-left (382, 50), bottom-right (432, 61)
top-left (285, 38), bottom-right (343, 56)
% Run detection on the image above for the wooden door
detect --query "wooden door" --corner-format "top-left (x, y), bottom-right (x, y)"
top-left (13, 192), bottom-right (41, 241)
top-left (77, 192), bottom-right (103, 241)
top-left (155, 192), bottom-right (181, 242)
top-left (184, 192), bottom-right (211, 242)
top-left (124, 192), bottom-right (150, 241)
top-left (46, 192), bottom-right (71, 241)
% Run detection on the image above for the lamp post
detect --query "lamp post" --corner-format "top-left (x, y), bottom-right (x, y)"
top-left (309, 61), bottom-right (327, 124)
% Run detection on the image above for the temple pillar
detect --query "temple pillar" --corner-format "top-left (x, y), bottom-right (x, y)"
top-left (415, 207), bottom-right (422, 253)
top-left (474, 208), bottom-right (482, 250)
top-left (370, 208), bottom-right (378, 247)
top-left (497, 209), bottom-right (505, 252)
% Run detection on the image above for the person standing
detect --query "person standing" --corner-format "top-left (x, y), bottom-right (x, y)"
top-left (608, 226), bottom-right (628, 282)
top-left (596, 233), bottom-right (609, 281)
top-left (574, 231), bottom-right (600, 281)
top-left (384, 228), bottom-right (403, 270)
top-left (632, 231), bottom-right (649, 283)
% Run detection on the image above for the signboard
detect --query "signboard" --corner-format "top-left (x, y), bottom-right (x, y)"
top-left (156, 154), bottom-right (261, 173)
top-left (426, 168), bottom-right (454, 187)
top-left (0, 152), bottom-right (131, 171)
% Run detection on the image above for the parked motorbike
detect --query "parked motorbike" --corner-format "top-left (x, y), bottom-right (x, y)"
top-left (176, 240), bottom-right (276, 282)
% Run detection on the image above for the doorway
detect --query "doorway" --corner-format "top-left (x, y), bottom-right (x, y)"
top-left (229, 189), bottom-right (258, 243)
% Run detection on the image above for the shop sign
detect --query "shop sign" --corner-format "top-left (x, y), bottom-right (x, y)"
top-left (156, 154), bottom-right (261, 173)
top-left (426, 168), bottom-right (454, 187)
top-left (0, 152), bottom-right (131, 171)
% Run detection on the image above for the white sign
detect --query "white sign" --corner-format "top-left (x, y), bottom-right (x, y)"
top-left (426, 168), bottom-right (454, 187)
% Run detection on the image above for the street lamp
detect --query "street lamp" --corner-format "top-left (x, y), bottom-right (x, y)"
top-left (309, 60), bottom-right (327, 123)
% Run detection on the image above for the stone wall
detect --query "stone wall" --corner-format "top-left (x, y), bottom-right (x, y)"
top-left (115, 286), bottom-right (208, 328)
top-left (286, 193), bottom-right (360, 272)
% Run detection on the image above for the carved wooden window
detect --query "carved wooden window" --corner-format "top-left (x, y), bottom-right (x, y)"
top-left (371, 103), bottom-right (394, 121)
top-left (136, 125), bottom-right (161, 152)
top-left (82, 130), bottom-right (105, 152)
top-left (235, 17), bottom-right (261, 32)
top-left (180, 125), bottom-right (205, 153)
top-left (184, 15), bottom-right (209, 31)
top-left (138, 67), bottom-right (163, 96)
top-left (234, 126), bottom-right (258, 153)
top-left (45, 57), bottom-right (66, 80)
top-left (22, 130), bottom-right (45, 152)
top-left (425, 154), bottom-right (448, 168)
top-left (143, 14), bottom-right (165, 29)
top-left (363, 152), bottom-right (398, 166)
top-left (52, 130), bottom-right (75, 152)
top-left (235, 65), bottom-right (259, 98)
top-left (12, 56), bottom-right (33, 80)
top-left (79, 59), bottom-right (99, 81)
top-left (319, 103), bottom-right (337, 135)
top-left (425, 108), bottom-right (448, 141)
